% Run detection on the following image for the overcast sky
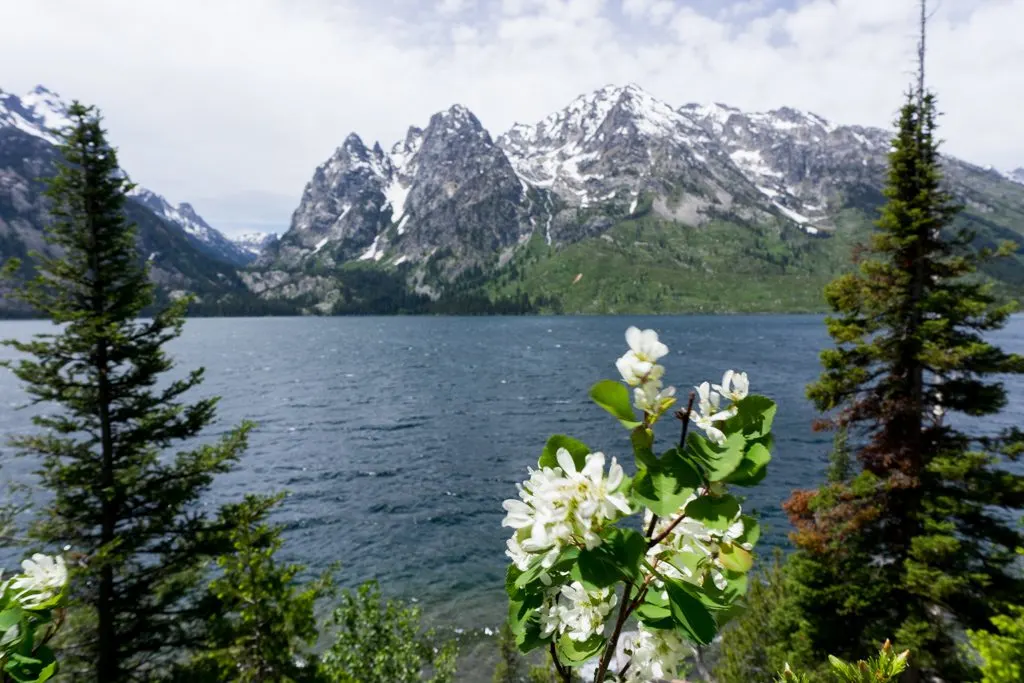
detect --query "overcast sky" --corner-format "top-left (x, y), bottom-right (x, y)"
top-left (2, 0), bottom-right (1022, 235)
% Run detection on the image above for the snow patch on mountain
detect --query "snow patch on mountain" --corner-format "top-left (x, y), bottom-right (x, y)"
top-left (0, 86), bottom-right (73, 143)
top-left (231, 232), bottom-right (279, 257)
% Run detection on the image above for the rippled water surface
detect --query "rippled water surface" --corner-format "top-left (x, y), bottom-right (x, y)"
top-left (2, 315), bottom-right (1021, 676)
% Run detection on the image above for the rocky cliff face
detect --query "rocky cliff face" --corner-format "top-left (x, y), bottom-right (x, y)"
top-left (247, 104), bottom-right (543, 307)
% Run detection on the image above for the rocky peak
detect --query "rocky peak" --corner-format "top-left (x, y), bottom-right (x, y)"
top-left (0, 85), bottom-right (72, 144)
top-left (1007, 167), bottom-right (1024, 185)
top-left (496, 84), bottom-right (724, 212)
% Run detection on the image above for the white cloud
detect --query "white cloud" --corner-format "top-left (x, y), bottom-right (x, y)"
top-left (437, 0), bottom-right (467, 16)
top-left (1, 0), bottom-right (1021, 232)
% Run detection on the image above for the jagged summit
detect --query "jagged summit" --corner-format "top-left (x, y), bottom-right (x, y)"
top-left (0, 85), bottom-right (73, 144)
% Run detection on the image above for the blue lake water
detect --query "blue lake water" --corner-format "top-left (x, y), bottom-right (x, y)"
top-left (2, 314), bottom-right (1022, 676)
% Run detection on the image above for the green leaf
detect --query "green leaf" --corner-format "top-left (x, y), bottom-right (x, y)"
top-left (736, 515), bottom-right (761, 548)
top-left (508, 591), bottom-right (543, 636)
top-left (0, 607), bottom-right (23, 631)
top-left (573, 529), bottom-right (647, 589)
top-left (28, 646), bottom-right (56, 682)
top-left (515, 618), bottom-right (549, 654)
top-left (632, 448), bottom-right (702, 517)
top-left (718, 544), bottom-right (753, 572)
top-left (539, 435), bottom-right (591, 470)
top-left (684, 495), bottom-right (742, 533)
top-left (699, 570), bottom-right (749, 609)
top-left (590, 380), bottom-right (641, 429)
top-left (729, 395), bottom-right (776, 440)
top-left (665, 579), bottom-right (717, 645)
top-left (635, 591), bottom-right (674, 629)
top-left (631, 428), bottom-right (658, 469)
top-left (505, 564), bottom-right (524, 598)
top-left (556, 633), bottom-right (605, 665)
top-left (515, 546), bottom-right (579, 590)
top-left (686, 431), bottom-right (746, 481)
top-left (726, 437), bottom-right (773, 487)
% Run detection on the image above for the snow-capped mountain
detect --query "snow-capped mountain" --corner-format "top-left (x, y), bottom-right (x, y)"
top-left (260, 104), bottom-right (534, 273)
top-left (128, 187), bottom-right (255, 265)
top-left (1006, 167), bottom-right (1024, 185)
top-left (0, 85), bottom-right (72, 144)
top-left (231, 231), bottom-right (279, 257)
top-left (250, 82), bottom-right (1024, 311)
top-left (0, 85), bottom-right (254, 266)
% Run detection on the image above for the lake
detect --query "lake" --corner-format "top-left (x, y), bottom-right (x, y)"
top-left (2, 315), bottom-right (1022, 676)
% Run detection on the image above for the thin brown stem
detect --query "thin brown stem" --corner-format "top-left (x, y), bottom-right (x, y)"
top-left (550, 642), bottom-right (571, 683)
top-left (649, 512), bottom-right (690, 549)
top-left (593, 582), bottom-right (633, 683)
top-left (675, 392), bottom-right (696, 450)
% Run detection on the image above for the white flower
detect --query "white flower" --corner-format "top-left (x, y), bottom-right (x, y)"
top-left (540, 582), bottom-right (617, 642)
top-left (616, 327), bottom-right (669, 387)
top-left (505, 534), bottom-right (533, 571)
top-left (713, 370), bottom-right (749, 403)
top-left (644, 506), bottom-right (748, 592)
top-left (689, 382), bottom-right (736, 447)
top-left (623, 625), bottom-right (686, 683)
top-left (624, 327), bottom-right (669, 363)
top-left (9, 554), bottom-right (67, 608)
top-left (616, 352), bottom-right (665, 387)
top-left (502, 450), bottom-right (631, 567)
top-left (633, 382), bottom-right (676, 414)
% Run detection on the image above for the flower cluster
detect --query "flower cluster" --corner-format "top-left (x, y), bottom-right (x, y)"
top-left (503, 326), bottom-right (773, 683)
top-left (616, 327), bottom-right (676, 417)
top-left (622, 625), bottom-right (687, 683)
top-left (502, 449), bottom-right (631, 569)
top-left (689, 370), bottom-right (749, 446)
top-left (540, 582), bottom-right (618, 642)
top-left (645, 506), bottom-right (751, 591)
top-left (6, 553), bottom-right (68, 609)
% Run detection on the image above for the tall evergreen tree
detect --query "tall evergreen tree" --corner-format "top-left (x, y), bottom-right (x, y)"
top-left (783, 5), bottom-right (1024, 679)
top-left (1, 103), bottom-right (251, 682)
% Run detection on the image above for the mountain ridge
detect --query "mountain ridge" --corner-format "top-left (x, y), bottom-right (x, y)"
top-left (247, 83), bottom-right (1024, 313)
top-left (0, 85), bottom-right (284, 316)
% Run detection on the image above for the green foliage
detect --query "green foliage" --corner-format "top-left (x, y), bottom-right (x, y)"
top-left (0, 556), bottom-right (69, 683)
top-left (320, 581), bottom-right (458, 683)
top-left (776, 641), bottom-right (910, 683)
top-left (0, 103), bottom-right (251, 682)
top-left (714, 553), bottom-right (816, 683)
top-left (966, 601), bottom-right (1024, 683)
top-left (176, 494), bottom-right (334, 683)
top-left (502, 330), bottom-right (775, 682)
top-left (826, 427), bottom-right (852, 484)
top-left (493, 623), bottom-right (527, 683)
top-left (787, 85), bottom-right (1024, 680)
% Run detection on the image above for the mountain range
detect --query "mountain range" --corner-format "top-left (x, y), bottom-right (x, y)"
top-left (246, 83), bottom-right (1024, 313)
top-left (3, 84), bottom-right (1023, 316)
top-left (0, 86), bottom-right (278, 315)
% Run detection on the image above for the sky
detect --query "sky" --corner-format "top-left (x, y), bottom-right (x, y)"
top-left (2, 0), bottom-right (1022, 236)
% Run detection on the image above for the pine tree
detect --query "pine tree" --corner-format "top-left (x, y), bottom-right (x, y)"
top-left (713, 554), bottom-right (816, 683)
top-left (178, 493), bottom-right (334, 683)
top-left (1, 103), bottom-right (251, 682)
top-left (783, 6), bottom-right (1024, 678)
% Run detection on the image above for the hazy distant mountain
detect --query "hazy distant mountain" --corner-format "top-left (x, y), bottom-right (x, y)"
top-left (0, 85), bottom-right (257, 314)
top-left (230, 231), bottom-right (279, 257)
